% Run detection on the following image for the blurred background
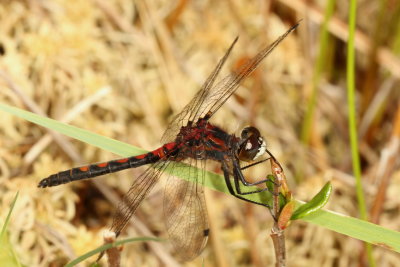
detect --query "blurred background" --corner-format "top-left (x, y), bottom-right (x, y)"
top-left (0, 0), bottom-right (400, 266)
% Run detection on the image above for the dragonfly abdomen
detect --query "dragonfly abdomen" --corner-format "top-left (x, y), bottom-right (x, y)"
top-left (38, 152), bottom-right (161, 188)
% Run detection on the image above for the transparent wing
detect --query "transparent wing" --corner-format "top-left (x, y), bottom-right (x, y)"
top-left (163, 157), bottom-right (209, 261)
top-left (110, 160), bottom-right (169, 236)
top-left (196, 23), bottom-right (299, 119)
top-left (161, 37), bottom-right (238, 143)
top-left (161, 23), bottom-right (299, 143)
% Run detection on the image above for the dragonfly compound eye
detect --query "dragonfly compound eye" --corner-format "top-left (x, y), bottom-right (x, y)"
top-left (238, 127), bottom-right (267, 162)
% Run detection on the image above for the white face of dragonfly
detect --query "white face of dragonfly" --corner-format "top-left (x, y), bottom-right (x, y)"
top-left (237, 126), bottom-right (267, 162)
top-left (249, 136), bottom-right (267, 159)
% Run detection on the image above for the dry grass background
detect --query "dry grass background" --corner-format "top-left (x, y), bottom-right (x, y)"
top-left (0, 0), bottom-right (400, 266)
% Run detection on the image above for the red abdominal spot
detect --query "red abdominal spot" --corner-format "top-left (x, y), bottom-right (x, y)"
top-left (97, 163), bottom-right (108, 168)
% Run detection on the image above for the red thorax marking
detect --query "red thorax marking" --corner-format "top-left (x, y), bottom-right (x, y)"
top-left (207, 133), bottom-right (226, 147)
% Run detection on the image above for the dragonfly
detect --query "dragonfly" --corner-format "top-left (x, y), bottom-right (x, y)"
top-left (38, 23), bottom-right (299, 261)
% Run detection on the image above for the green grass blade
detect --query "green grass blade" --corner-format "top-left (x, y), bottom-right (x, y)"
top-left (65, 237), bottom-right (162, 267)
top-left (0, 103), bottom-right (146, 157)
top-left (0, 192), bottom-right (19, 239)
top-left (0, 102), bottom-right (272, 205)
top-left (1, 103), bottom-right (400, 255)
top-left (302, 207), bottom-right (399, 252)
top-left (0, 192), bottom-right (22, 267)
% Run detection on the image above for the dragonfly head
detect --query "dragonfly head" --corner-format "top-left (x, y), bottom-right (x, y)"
top-left (237, 126), bottom-right (267, 162)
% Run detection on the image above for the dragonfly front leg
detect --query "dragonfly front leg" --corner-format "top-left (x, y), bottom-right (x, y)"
top-left (221, 162), bottom-right (270, 208)
top-left (231, 159), bottom-right (277, 195)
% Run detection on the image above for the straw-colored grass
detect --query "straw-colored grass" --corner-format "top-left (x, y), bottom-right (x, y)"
top-left (0, 0), bottom-right (399, 266)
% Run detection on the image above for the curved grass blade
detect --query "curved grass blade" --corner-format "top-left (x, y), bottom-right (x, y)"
top-left (301, 207), bottom-right (400, 252)
top-left (65, 237), bottom-right (163, 267)
top-left (0, 103), bottom-right (146, 157)
top-left (0, 102), bottom-right (272, 205)
top-left (0, 192), bottom-right (21, 267)
top-left (1, 103), bottom-right (400, 253)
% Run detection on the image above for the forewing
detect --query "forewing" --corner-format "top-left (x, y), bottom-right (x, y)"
top-left (161, 23), bottom-right (299, 143)
top-left (161, 37), bottom-right (238, 143)
top-left (110, 160), bottom-right (169, 237)
top-left (197, 23), bottom-right (299, 119)
top-left (163, 157), bottom-right (209, 261)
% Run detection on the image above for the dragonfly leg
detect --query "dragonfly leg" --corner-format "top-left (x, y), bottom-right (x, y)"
top-left (221, 162), bottom-right (271, 208)
top-left (232, 159), bottom-right (283, 196)
top-left (233, 167), bottom-right (274, 195)
top-left (243, 162), bottom-right (282, 187)
top-left (233, 159), bottom-right (274, 187)
top-left (239, 158), bottom-right (269, 171)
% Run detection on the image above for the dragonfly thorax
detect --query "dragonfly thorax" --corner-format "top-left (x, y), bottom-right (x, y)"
top-left (237, 126), bottom-right (266, 162)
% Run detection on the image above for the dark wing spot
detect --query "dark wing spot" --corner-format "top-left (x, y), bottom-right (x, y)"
top-left (0, 43), bottom-right (4, 56)
top-left (203, 228), bottom-right (210, 236)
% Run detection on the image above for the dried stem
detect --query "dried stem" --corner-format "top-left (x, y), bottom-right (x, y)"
top-left (267, 152), bottom-right (290, 267)
top-left (270, 225), bottom-right (286, 267)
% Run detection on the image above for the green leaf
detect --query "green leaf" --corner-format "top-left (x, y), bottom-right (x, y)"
top-left (291, 181), bottom-right (332, 220)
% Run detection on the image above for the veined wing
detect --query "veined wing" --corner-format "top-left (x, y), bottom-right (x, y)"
top-left (110, 159), bottom-right (169, 237)
top-left (193, 23), bottom-right (299, 121)
top-left (163, 157), bottom-right (209, 261)
top-left (161, 36), bottom-right (238, 143)
top-left (161, 23), bottom-right (299, 143)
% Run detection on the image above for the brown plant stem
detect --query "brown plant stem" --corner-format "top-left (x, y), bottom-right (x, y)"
top-left (268, 154), bottom-right (289, 267)
top-left (271, 224), bottom-right (286, 267)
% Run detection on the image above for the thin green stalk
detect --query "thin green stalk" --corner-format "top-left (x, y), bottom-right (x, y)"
top-left (65, 237), bottom-right (162, 267)
top-left (0, 192), bottom-right (19, 240)
top-left (392, 5), bottom-right (400, 54)
top-left (0, 192), bottom-right (21, 267)
top-left (301, 0), bottom-right (336, 144)
top-left (347, 0), bottom-right (375, 266)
